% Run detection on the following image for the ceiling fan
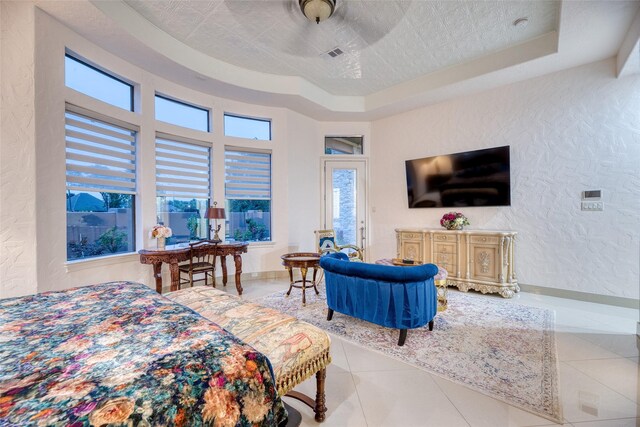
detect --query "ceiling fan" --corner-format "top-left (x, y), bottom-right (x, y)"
top-left (223, 0), bottom-right (411, 59)
top-left (299, 0), bottom-right (336, 24)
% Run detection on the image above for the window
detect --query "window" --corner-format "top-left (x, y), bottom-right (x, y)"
top-left (155, 95), bottom-right (209, 132)
top-left (225, 148), bottom-right (271, 242)
top-left (65, 106), bottom-right (137, 261)
top-left (65, 54), bottom-right (133, 111)
top-left (324, 136), bottom-right (363, 155)
top-left (156, 135), bottom-right (211, 244)
top-left (224, 113), bottom-right (271, 141)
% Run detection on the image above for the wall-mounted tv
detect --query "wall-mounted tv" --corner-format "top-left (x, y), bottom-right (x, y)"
top-left (405, 146), bottom-right (511, 208)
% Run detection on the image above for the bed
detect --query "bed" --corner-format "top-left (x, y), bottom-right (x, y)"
top-left (0, 282), bottom-right (287, 426)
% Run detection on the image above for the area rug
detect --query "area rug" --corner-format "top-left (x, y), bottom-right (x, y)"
top-left (257, 287), bottom-right (562, 423)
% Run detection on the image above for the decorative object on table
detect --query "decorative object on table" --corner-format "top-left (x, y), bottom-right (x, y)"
top-left (391, 258), bottom-right (422, 266)
top-left (257, 287), bottom-right (561, 424)
top-left (205, 201), bottom-right (226, 243)
top-left (150, 224), bottom-right (172, 249)
top-left (440, 211), bottom-right (470, 230)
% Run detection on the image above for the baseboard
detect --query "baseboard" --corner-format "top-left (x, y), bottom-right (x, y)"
top-left (519, 283), bottom-right (639, 309)
top-left (238, 270), bottom-right (290, 281)
top-left (160, 270), bottom-right (289, 294)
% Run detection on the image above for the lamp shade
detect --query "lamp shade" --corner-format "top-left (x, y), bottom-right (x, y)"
top-left (205, 206), bottom-right (226, 220)
top-left (300, 0), bottom-right (335, 24)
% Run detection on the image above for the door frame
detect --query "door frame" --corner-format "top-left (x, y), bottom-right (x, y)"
top-left (320, 156), bottom-right (369, 261)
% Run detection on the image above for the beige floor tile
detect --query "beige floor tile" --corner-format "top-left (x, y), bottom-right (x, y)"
top-left (354, 369), bottom-right (470, 427)
top-left (284, 371), bottom-right (368, 427)
top-left (567, 357), bottom-right (640, 404)
top-left (325, 334), bottom-right (351, 375)
top-left (575, 334), bottom-right (640, 358)
top-left (430, 375), bottom-right (567, 427)
top-left (570, 418), bottom-right (640, 426)
top-left (232, 279), bottom-right (640, 427)
top-left (341, 339), bottom-right (415, 373)
top-left (556, 332), bottom-right (627, 362)
top-left (559, 363), bottom-right (640, 423)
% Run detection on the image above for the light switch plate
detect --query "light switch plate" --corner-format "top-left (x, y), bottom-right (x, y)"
top-left (581, 201), bottom-right (604, 211)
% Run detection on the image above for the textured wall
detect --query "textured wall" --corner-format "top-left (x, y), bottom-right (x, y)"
top-left (0, 2), bottom-right (38, 298)
top-left (370, 58), bottom-right (640, 299)
top-left (0, 7), bottom-right (355, 296)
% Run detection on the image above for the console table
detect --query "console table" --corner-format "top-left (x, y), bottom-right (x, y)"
top-left (139, 242), bottom-right (248, 294)
top-left (396, 228), bottom-right (518, 298)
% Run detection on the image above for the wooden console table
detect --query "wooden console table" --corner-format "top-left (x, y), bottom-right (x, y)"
top-left (396, 228), bottom-right (518, 298)
top-left (139, 242), bottom-right (248, 294)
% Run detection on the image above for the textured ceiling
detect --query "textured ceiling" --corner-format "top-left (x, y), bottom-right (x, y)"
top-left (124, 0), bottom-right (561, 96)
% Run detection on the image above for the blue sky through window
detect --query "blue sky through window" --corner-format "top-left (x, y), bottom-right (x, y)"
top-left (65, 55), bottom-right (133, 111)
top-left (224, 114), bottom-right (271, 140)
top-left (155, 96), bottom-right (209, 132)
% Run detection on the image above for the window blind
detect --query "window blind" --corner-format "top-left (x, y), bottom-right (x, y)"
top-left (65, 108), bottom-right (137, 194)
top-left (225, 148), bottom-right (271, 200)
top-left (156, 135), bottom-right (211, 198)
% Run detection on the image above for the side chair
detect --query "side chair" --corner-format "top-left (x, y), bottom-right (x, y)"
top-left (314, 229), bottom-right (364, 261)
top-left (178, 240), bottom-right (218, 289)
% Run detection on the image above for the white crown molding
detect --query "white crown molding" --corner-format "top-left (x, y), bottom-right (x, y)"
top-left (34, 0), bottom-right (637, 120)
top-left (89, 0), bottom-right (561, 118)
top-left (616, 8), bottom-right (640, 77)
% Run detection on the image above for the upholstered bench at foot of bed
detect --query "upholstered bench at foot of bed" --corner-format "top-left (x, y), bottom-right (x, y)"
top-left (166, 286), bottom-right (331, 422)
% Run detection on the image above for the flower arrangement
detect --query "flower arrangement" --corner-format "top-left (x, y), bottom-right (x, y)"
top-left (149, 225), bottom-right (172, 239)
top-left (440, 212), bottom-right (470, 230)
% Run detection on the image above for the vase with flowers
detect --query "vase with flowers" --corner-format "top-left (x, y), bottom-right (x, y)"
top-left (440, 212), bottom-right (470, 230)
top-left (150, 225), bottom-right (172, 249)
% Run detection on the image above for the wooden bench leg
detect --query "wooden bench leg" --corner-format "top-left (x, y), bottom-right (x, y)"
top-left (284, 368), bottom-right (328, 422)
top-left (314, 367), bottom-right (327, 421)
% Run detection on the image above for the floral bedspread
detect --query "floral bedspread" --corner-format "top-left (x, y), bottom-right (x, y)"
top-left (0, 282), bottom-right (287, 427)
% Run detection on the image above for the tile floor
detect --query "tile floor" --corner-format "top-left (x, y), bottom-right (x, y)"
top-left (231, 278), bottom-right (639, 427)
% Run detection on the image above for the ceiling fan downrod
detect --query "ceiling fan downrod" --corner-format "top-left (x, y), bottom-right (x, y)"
top-left (299, 0), bottom-right (336, 24)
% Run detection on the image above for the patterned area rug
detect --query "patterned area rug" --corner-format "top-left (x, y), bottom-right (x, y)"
top-left (257, 287), bottom-right (562, 423)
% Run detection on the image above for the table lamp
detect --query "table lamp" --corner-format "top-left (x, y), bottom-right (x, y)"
top-left (205, 201), bottom-right (226, 243)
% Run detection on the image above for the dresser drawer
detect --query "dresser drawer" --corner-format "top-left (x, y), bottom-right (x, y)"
top-left (432, 233), bottom-right (457, 243)
top-left (401, 232), bottom-right (423, 240)
top-left (434, 251), bottom-right (456, 265)
top-left (434, 242), bottom-right (456, 254)
top-left (469, 235), bottom-right (500, 245)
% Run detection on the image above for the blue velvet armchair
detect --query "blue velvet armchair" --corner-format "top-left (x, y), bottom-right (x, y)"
top-left (319, 252), bottom-right (439, 346)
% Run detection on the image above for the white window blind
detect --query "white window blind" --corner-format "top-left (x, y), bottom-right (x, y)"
top-left (156, 135), bottom-right (211, 198)
top-left (65, 107), bottom-right (137, 194)
top-left (225, 148), bottom-right (271, 200)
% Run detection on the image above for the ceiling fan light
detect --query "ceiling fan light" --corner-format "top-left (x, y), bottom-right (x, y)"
top-left (299, 0), bottom-right (336, 24)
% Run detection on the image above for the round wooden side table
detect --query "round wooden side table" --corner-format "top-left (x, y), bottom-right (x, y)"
top-left (281, 252), bottom-right (322, 306)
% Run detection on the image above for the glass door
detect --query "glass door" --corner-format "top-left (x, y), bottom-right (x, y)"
top-left (322, 159), bottom-right (367, 258)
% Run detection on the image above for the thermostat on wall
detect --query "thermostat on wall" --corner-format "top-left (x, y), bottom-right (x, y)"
top-left (582, 190), bottom-right (601, 200)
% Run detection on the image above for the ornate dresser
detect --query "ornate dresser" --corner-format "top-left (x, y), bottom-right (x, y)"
top-left (396, 228), bottom-right (518, 298)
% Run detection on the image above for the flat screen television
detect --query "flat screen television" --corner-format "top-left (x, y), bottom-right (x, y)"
top-left (405, 146), bottom-right (511, 208)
